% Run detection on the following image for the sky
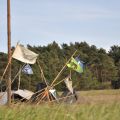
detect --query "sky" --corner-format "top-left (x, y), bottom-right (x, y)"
top-left (0, 0), bottom-right (120, 53)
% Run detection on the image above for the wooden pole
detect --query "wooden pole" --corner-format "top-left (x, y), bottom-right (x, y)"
top-left (37, 60), bottom-right (48, 86)
top-left (7, 0), bottom-right (11, 106)
top-left (50, 50), bottom-right (77, 87)
top-left (18, 68), bottom-right (21, 90)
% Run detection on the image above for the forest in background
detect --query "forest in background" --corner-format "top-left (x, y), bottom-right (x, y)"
top-left (0, 41), bottom-right (120, 91)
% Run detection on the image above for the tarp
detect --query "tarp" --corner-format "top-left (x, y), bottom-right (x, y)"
top-left (12, 44), bottom-right (38, 64)
top-left (0, 89), bottom-right (34, 105)
top-left (13, 89), bottom-right (34, 100)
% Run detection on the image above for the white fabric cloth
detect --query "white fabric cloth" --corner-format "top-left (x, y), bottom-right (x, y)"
top-left (12, 44), bottom-right (38, 64)
top-left (64, 77), bottom-right (73, 94)
top-left (13, 89), bottom-right (34, 100)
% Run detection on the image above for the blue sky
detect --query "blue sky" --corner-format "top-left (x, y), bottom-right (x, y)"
top-left (0, 0), bottom-right (120, 53)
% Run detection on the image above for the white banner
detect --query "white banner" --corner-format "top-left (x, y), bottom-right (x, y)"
top-left (12, 44), bottom-right (38, 64)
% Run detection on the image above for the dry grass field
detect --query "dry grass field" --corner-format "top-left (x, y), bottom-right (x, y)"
top-left (77, 89), bottom-right (120, 104)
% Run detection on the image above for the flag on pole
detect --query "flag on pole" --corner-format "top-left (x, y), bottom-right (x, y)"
top-left (22, 64), bottom-right (33, 75)
top-left (12, 44), bottom-right (38, 64)
top-left (67, 57), bottom-right (83, 73)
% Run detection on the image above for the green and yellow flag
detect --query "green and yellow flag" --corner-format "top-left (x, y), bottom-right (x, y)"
top-left (67, 57), bottom-right (83, 73)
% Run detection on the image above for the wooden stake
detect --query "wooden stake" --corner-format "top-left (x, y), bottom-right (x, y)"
top-left (18, 67), bottom-right (21, 90)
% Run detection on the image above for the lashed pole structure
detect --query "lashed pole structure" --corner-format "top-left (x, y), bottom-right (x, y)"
top-left (7, 0), bottom-right (11, 106)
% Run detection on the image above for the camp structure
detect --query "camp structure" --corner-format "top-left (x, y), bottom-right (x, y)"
top-left (30, 82), bottom-right (78, 104)
top-left (30, 82), bottom-right (58, 104)
top-left (29, 51), bottom-right (80, 104)
top-left (0, 45), bottom-right (82, 105)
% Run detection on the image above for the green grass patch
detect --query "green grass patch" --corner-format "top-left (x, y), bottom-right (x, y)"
top-left (0, 89), bottom-right (120, 120)
top-left (0, 102), bottom-right (120, 120)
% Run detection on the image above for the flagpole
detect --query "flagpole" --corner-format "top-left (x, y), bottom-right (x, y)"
top-left (7, 0), bottom-right (12, 106)
top-left (50, 50), bottom-right (77, 87)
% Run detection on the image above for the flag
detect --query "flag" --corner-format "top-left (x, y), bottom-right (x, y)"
top-left (75, 57), bottom-right (84, 70)
top-left (22, 64), bottom-right (33, 74)
top-left (12, 44), bottom-right (38, 64)
top-left (67, 57), bottom-right (83, 73)
top-left (64, 76), bottom-right (73, 94)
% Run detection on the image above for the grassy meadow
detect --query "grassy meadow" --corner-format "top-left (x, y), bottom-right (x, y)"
top-left (0, 89), bottom-right (120, 120)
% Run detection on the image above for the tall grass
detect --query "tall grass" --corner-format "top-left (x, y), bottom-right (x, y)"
top-left (0, 102), bottom-right (120, 120)
top-left (0, 90), bottom-right (120, 120)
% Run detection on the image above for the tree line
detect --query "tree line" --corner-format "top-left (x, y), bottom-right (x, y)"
top-left (0, 41), bottom-right (120, 91)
